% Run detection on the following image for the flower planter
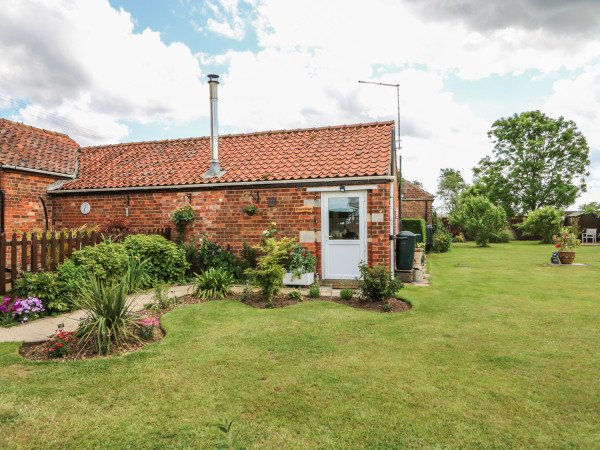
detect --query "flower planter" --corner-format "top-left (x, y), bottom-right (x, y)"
top-left (283, 272), bottom-right (315, 286)
top-left (558, 251), bottom-right (576, 264)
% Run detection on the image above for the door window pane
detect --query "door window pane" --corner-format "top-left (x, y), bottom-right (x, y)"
top-left (328, 197), bottom-right (359, 240)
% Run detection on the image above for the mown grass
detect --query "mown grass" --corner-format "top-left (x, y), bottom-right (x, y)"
top-left (1, 241), bottom-right (599, 448)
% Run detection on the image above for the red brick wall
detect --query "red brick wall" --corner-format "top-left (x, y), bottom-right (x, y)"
top-left (0, 169), bottom-right (63, 235)
top-left (402, 182), bottom-right (434, 224)
top-left (50, 183), bottom-right (395, 276)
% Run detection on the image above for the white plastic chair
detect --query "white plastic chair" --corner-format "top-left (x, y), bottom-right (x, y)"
top-left (582, 228), bottom-right (597, 243)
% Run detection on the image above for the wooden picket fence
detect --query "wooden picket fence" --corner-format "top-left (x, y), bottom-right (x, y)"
top-left (0, 228), bottom-right (171, 295)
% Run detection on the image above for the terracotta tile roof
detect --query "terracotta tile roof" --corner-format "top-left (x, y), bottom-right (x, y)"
top-left (0, 118), bottom-right (79, 176)
top-left (56, 121), bottom-right (394, 191)
top-left (403, 180), bottom-right (435, 199)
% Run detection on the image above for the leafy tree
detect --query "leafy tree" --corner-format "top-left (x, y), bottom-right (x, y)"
top-left (449, 196), bottom-right (508, 247)
top-left (410, 179), bottom-right (423, 189)
top-left (580, 202), bottom-right (600, 218)
top-left (473, 111), bottom-right (590, 217)
top-left (517, 206), bottom-right (563, 244)
top-left (436, 168), bottom-right (467, 213)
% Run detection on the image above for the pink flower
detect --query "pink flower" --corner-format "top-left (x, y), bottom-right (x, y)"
top-left (556, 243), bottom-right (562, 248)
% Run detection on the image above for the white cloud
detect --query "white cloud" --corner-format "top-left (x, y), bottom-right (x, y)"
top-left (0, 0), bottom-right (206, 144)
top-left (207, 18), bottom-right (245, 40)
top-left (543, 63), bottom-right (600, 206)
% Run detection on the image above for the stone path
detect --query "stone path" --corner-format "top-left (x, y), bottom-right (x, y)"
top-left (0, 285), bottom-right (194, 343)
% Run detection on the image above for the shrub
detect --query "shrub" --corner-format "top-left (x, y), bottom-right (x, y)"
top-left (184, 236), bottom-right (236, 277)
top-left (135, 317), bottom-right (159, 340)
top-left (245, 233), bottom-right (296, 303)
top-left (193, 267), bottom-right (234, 299)
top-left (150, 282), bottom-right (173, 310)
top-left (124, 234), bottom-right (188, 284)
top-left (401, 218), bottom-right (427, 243)
top-left (73, 272), bottom-right (140, 354)
top-left (13, 271), bottom-right (66, 312)
top-left (517, 206), bottom-right (563, 244)
top-left (449, 196), bottom-right (508, 247)
top-left (489, 227), bottom-right (516, 243)
top-left (288, 290), bottom-right (303, 300)
top-left (382, 303), bottom-right (392, 312)
top-left (433, 229), bottom-right (453, 253)
top-left (357, 263), bottom-right (403, 302)
top-left (340, 288), bottom-right (353, 300)
top-left (287, 244), bottom-right (317, 278)
top-left (308, 284), bottom-right (321, 298)
top-left (43, 330), bottom-right (75, 358)
top-left (69, 242), bottom-right (129, 281)
top-left (98, 216), bottom-right (132, 236)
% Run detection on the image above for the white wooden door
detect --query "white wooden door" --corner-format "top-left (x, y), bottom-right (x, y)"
top-left (321, 191), bottom-right (367, 279)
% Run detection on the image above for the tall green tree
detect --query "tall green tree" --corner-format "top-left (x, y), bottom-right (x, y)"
top-left (436, 168), bottom-right (467, 213)
top-left (473, 111), bottom-right (590, 217)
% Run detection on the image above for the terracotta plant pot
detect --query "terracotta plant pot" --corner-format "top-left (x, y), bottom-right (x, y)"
top-left (558, 251), bottom-right (576, 264)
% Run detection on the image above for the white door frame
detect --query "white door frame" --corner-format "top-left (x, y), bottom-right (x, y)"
top-left (321, 191), bottom-right (367, 279)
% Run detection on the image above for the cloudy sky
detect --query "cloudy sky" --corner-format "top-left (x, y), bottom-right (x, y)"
top-left (1, 0), bottom-right (600, 209)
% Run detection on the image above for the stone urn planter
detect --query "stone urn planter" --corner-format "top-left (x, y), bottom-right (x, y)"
top-left (283, 272), bottom-right (315, 286)
top-left (558, 251), bottom-right (576, 264)
top-left (413, 248), bottom-right (424, 268)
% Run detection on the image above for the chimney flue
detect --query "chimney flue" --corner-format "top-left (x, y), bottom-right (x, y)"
top-left (204, 74), bottom-right (226, 178)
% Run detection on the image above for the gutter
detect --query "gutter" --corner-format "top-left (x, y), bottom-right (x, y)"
top-left (1, 164), bottom-right (75, 179)
top-left (48, 175), bottom-right (396, 195)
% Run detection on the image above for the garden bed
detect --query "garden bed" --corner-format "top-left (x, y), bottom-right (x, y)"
top-left (18, 292), bottom-right (410, 362)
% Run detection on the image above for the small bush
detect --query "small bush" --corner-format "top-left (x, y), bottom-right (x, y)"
top-left (150, 282), bottom-right (172, 310)
top-left (124, 234), bottom-right (189, 283)
top-left (13, 271), bottom-right (69, 313)
top-left (433, 230), bottom-right (453, 253)
top-left (449, 196), bottom-right (508, 247)
top-left (382, 303), bottom-right (392, 312)
top-left (245, 234), bottom-right (296, 302)
top-left (517, 206), bottom-right (562, 244)
top-left (288, 290), bottom-right (303, 300)
top-left (69, 242), bottom-right (129, 281)
top-left (357, 263), bottom-right (403, 302)
top-left (184, 236), bottom-right (236, 277)
top-left (193, 267), bottom-right (234, 299)
top-left (489, 227), bottom-right (516, 243)
top-left (308, 285), bottom-right (321, 298)
top-left (135, 317), bottom-right (159, 340)
top-left (340, 288), bottom-right (354, 300)
top-left (43, 330), bottom-right (75, 358)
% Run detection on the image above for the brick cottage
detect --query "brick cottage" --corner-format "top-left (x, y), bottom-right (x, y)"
top-left (0, 118), bottom-right (79, 234)
top-left (1, 77), bottom-right (434, 281)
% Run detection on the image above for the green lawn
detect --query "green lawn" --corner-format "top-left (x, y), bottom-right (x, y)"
top-left (1, 241), bottom-right (599, 448)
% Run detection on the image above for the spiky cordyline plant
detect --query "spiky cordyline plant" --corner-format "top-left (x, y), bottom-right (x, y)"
top-left (74, 271), bottom-right (140, 354)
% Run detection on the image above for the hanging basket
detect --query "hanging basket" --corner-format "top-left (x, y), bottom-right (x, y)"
top-left (558, 251), bottom-right (576, 264)
top-left (242, 205), bottom-right (257, 216)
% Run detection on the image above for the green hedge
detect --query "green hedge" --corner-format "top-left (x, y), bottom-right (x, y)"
top-left (123, 234), bottom-right (189, 283)
top-left (402, 218), bottom-right (426, 243)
